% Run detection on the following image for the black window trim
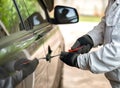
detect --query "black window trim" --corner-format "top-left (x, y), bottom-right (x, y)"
top-left (13, 0), bottom-right (26, 30)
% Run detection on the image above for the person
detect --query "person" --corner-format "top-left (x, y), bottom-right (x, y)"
top-left (0, 58), bottom-right (39, 88)
top-left (60, 0), bottom-right (120, 88)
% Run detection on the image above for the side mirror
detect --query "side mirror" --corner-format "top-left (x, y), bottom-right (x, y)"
top-left (54, 6), bottom-right (79, 24)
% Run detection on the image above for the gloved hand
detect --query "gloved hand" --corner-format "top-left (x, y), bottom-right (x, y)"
top-left (71, 35), bottom-right (93, 54)
top-left (60, 51), bottom-right (79, 67)
top-left (14, 58), bottom-right (39, 78)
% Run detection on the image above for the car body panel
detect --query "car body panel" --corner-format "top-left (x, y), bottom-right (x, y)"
top-left (33, 25), bottom-right (64, 88)
top-left (0, 0), bottom-right (78, 88)
top-left (16, 23), bottom-right (64, 88)
top-left (0, 23), bottom-right (50, 65)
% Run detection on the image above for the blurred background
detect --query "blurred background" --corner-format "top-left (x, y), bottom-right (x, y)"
top-left (55, 0), bottom-right (107, 18)
top-left (54, 0), bottom-right (111, 88)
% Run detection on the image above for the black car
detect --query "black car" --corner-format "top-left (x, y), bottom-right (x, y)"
top-left (0, 0), bottom-right (79, 88)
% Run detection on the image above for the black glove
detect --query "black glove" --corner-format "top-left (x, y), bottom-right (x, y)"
top-left (71, 35), bottom-right (93, 54)
top-left (60, 51), bottom-right (79, 67)
top-left (14, 58), bottom-right (39, 78)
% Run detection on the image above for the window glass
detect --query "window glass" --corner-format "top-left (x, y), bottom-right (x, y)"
top-left (0, 0), bottom-right (46, 34)
top-left (17, 0), bottom-right (46, 30)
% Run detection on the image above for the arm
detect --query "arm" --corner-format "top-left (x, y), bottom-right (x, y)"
top-left (77, 39), bottom-right (120, 73)
top-left (87, 17), bottom-right (105, 47)
top-left (60, 23), bottom-right (120, 73)
top-left (78, 0), bottom-right (120, 73)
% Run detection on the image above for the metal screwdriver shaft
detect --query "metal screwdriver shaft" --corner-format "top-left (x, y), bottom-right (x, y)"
top-left (22, 54), bottom-right (60, 65)
top-left (38, 54), bottom-right (60, 60)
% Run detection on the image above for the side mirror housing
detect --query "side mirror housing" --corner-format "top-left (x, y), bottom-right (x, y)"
top-left (54, 6), bottom-right (79, 24)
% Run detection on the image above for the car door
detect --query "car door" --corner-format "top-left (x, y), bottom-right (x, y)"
top-left (10, 0), bottom-right (65, 88)
top-left (0, 0), bottom-right (65, 88)
top-left (0, 0), bottom-right (61, 87)
top-left (15, 0), bottom-right (65, 88)
top-left (0, 0), bottom-right (79, 88)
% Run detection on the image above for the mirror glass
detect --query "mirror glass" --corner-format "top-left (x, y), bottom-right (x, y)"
top-left (54, 6), bottom-right (79, 24)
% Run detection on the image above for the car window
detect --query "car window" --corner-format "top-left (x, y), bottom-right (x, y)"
top-left (17, 0), bottom-right (47, 30)
top-left (0, 0), bottom-right (47, 34)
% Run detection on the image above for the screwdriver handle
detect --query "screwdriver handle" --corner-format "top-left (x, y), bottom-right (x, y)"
top-left (68, 46), bottom-right (83, 52)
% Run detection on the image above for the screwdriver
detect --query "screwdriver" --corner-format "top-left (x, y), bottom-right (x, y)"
top-left (22, 46), bottom-right (83, 65)
top-left (22, 54), bottom-right (60, 65)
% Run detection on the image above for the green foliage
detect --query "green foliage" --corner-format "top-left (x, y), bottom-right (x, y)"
top-left (0, 0), bottom-right (41, 33)
top-left (79, 15), bottom-right (101, 22)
